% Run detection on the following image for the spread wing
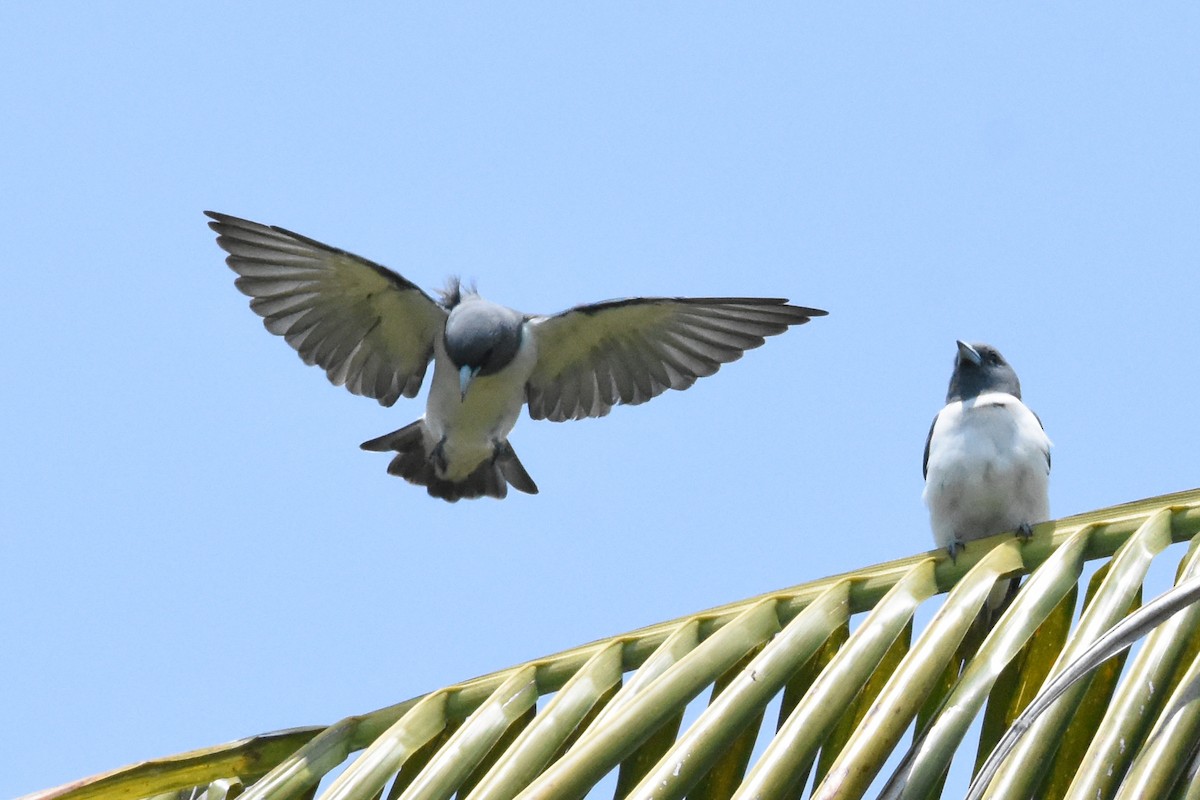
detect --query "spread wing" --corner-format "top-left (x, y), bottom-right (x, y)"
top-left (207, 211), bottom-right (447, 406)
top-left (525, 297), bottom-right (826, 421)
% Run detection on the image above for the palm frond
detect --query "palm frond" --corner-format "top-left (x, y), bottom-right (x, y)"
top-left (24, 488), bottom-right (1200, 800)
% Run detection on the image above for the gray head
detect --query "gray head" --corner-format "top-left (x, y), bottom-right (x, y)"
top-left (945, 340), bottom-right (1021, 402)
top-left (444, 296), bottom-right (525, 397)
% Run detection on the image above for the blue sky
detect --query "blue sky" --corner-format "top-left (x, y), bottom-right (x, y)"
top-left (3, 4), bottom-right (1198, 797)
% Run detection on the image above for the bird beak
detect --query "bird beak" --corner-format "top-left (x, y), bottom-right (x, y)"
top-left (458, 365), bottom-right (479, 400)
top-left (956, 340), bottom-right (982, 366)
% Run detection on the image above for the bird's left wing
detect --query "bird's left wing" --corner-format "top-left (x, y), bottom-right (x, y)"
top-left (525, 297), bottom-right (825, 421)
top-left (207, 212), bottom-right (447, 406)
top-left (1031, 408), bottom-right (1052, 473)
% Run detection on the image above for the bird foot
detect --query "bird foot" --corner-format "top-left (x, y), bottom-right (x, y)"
top-left (431, 437), bottom-right (449, 473)
top-left (1016, 522), bottom-right (1035, 542)
top-left (947, 539), bottom-right (966, 563)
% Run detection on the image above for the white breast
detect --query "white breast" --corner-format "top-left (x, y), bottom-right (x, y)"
top-left (923, 392), bottom-right (1051, 550)
top-left (423, 328), bottom-right (539, 481)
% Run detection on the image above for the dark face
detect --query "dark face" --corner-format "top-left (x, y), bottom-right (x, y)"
top-left (946, 340), bottom-right (1022, 402)
top-left (444, 301), bottom-right (523, 377)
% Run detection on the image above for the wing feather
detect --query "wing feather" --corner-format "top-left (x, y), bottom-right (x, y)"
top-left (207, 211), bottom-right (447, 406)
top-left (657, 334), bottom-right (720, 380)
top-left (526, 296), bottom-right (825, 421)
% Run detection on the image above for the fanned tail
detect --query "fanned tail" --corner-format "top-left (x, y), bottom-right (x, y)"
top-left (360, 421), bottom-right (539, 502)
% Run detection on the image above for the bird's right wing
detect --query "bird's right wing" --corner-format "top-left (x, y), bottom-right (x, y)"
top-left (922, 414), bottom-right (938, 479)
top-left (207, 212), bottom-right (447, 406)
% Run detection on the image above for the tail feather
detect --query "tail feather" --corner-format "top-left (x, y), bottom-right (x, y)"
top-left (360, 420), bottom-right (424, 453)
top-left (360, 421), bottom-right (539, 502)
top-left (982, 576), bottom-right (1021, 627)
top-left (496, 442), bottom-right (538, 495)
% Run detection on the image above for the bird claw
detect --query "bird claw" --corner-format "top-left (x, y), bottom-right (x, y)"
top-left (1016, 522), bottom-right (1035, 542)
top-left (431, 437), bottom-right (449, 472)
top-left (947, 539), bottom-right (965, 563)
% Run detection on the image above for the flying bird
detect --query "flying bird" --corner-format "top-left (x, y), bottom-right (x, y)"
top-left (923, 341), bottom-right (1051, 560)
top-left (207, 211), bottom-right (827, 501)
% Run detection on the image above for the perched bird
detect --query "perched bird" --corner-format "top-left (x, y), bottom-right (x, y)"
top-left (207, 211), bottom-right (827, 502)
top-left (923, 341), bottom-right (1051, 560)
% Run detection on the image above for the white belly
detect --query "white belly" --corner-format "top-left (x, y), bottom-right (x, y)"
top-left (423, 332), bottom-right (538, 481)
top-left (923, 393), bottom-right (1051, 550)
